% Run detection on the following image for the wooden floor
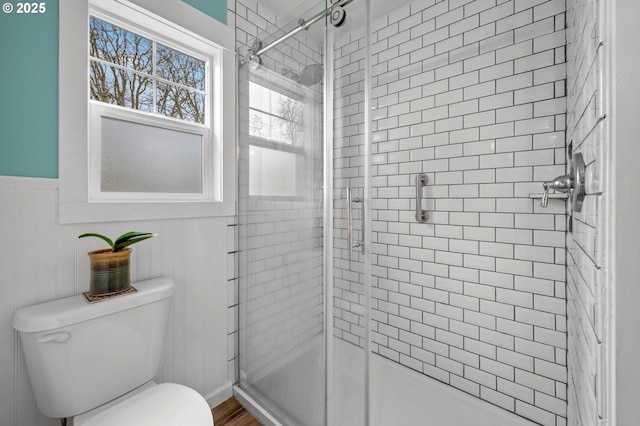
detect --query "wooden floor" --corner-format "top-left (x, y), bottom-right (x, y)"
top-left (212, 396), bottom-right (262, 426)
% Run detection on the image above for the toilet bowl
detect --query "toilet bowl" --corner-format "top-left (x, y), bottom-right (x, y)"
top-left (72, 382), bottom-right (212, 425)
top-left (13, 277), bottom-right (213, 425)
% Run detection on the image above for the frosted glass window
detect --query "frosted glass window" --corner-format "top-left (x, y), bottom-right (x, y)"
top-left (249, 145), bottom-right (297, 197)
top-left (100, 116), bottom-right (203, 193)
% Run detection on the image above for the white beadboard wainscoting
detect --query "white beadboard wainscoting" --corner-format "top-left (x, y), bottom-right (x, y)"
top-left (0, 177), bottom-right (232, 425)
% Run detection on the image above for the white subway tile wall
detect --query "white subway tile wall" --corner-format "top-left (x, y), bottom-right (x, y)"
top-left (332, 19), bottom-right (369, 347)
top-left (566, 0), bottom-right (608, 425)
top-left (226, 218), bottom-right (239, 382)
top-left (333, 1), bottom-right (568, 425)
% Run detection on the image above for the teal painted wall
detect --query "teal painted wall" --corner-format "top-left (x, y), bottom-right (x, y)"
top-left (182, 0), bottom-right (227, 25)
top-left (0, 0), bottom-right (227, 179)
top-left (0, 1), bottom-right (59, 178)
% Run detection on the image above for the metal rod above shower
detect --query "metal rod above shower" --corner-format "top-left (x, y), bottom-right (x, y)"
top-left (249, 0), bottom-right (354, 59)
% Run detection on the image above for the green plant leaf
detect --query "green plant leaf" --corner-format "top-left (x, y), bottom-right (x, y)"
top-left (113, 231), bottom-right (142, 243)
top-left (113, 232), bottom-right (156, 252)
top-left (78, 233), bottom-right (114, 249)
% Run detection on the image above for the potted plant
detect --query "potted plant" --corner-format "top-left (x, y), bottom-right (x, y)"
top-left (79, 231), bottom-right (156, 296)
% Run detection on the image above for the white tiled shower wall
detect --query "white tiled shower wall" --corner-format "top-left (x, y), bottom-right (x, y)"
top-left (332, 23), bottom-right (368, 347)
top-left (565, 0), bottom-right (608, 425)
top-left (333, 1), bottom-right (569, 425)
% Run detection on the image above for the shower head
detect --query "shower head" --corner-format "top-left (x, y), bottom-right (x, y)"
top-left (283, 64), bottom-right (324, 87)
top-left (298, 64), bottom-right (324, 86)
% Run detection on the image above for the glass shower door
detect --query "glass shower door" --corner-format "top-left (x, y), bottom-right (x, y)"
top-left (237, 3), bottom-right (327, 424)
top-left (327, 0), bottom-right (372, 424)
top-left (236, 0), bottom-right (372, 424)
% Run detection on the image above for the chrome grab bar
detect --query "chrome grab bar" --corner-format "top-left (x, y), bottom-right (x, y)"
top-left (415, 173), bottom-right (428, 223)
top-left (347, 187), bottom-right (364, 260)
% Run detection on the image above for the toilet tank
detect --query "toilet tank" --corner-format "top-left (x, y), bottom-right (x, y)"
top-left (13, 277), bottom-right (174, 419)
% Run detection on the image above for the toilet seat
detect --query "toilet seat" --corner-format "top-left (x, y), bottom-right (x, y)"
top-left (73, 383), bottom-right (213, 426)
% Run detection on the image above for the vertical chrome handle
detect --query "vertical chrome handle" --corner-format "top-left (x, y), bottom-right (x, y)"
top-left (347, 187), bottom-right (353, 259)
top-left (415, 173), bottom-right (428, 223)
top-left (347, 187), bottom-right (364, 260)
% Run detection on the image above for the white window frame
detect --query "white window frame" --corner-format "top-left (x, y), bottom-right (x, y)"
top-left (59, 0), bottom-right (236, 223)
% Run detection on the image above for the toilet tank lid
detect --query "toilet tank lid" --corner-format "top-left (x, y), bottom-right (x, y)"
top-left (13, 277), bottom-right (174, 333)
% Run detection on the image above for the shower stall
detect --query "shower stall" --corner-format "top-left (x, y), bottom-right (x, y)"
top-left (235, 0), bottom-right (592, 425)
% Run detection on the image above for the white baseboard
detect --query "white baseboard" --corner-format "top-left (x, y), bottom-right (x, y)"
top-left (204, 381), bottom-right (234, 409)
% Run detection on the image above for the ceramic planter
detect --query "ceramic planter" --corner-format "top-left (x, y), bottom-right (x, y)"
top-left (87, 248), bottom-right (132, 296)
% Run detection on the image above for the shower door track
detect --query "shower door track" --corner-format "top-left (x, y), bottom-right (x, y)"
top-left (249, 0), bottom-right (354, 60)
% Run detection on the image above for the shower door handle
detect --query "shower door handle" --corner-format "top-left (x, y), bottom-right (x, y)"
top-left (415, 173), bottom-right (429, 223)
top-left (347, 187), bottom-right (364, 260)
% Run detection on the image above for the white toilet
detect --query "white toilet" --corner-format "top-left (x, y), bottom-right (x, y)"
top-left (13, 277), bottom-right (214, 425)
